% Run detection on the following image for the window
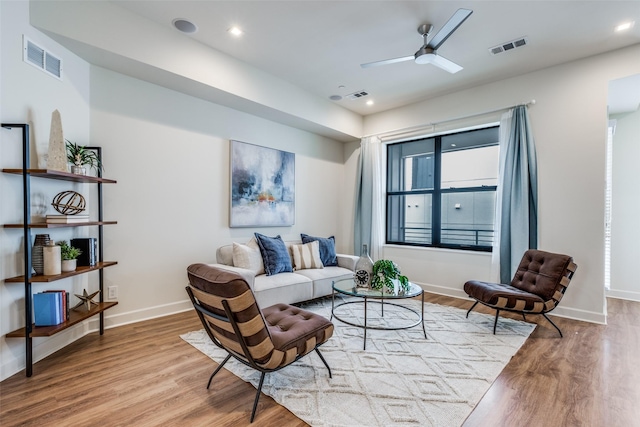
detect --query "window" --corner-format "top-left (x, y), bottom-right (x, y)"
top-left (386, 126), bottom-right (499, 251)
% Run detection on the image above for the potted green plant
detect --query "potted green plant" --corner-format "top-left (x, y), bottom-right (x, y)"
top-left (66, 140), bottom-right (102, 175)
top-left (371, 259), bottom-right (409, 293)
top-left (58, 240), bottom-right (82, 272)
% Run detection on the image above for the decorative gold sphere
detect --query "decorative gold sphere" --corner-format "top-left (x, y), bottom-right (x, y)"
top-left (51, 191), bottom-right (86, 215)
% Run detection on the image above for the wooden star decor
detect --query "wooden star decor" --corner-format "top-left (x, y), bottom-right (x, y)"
top-left (72, 289), bottom-right (100, 311)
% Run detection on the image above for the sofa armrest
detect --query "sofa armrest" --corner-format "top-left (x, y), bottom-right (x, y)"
top-left (204, 263), bottom-right (256, 289)
top-left (336, 254), bottom-right (359, 271)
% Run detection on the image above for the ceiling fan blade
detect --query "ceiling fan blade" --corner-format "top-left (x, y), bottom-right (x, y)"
top-left (427, 54), bottom-right (463, 73)
top-left (360, 55), bottom-right (414, 68)
top-left (427, 8), bottom-right (473, 51)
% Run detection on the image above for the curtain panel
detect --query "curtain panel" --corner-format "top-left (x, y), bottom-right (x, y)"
top-left (493, 105), bottom-right (538, 283)
top-left (354, 136), bottom-right (385, 260)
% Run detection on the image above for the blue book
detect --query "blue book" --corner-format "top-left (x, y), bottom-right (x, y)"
top-left (33, 292), bottom-right (63, 326)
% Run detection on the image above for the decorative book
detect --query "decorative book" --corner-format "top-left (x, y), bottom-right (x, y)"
top-left (33, 292), bottom-right (64, 326)
top-left (46, 215), bottom-right (90, 224)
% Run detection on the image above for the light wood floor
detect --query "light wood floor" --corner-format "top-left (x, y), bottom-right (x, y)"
top-left (1, 295), bottom-right (638, 426)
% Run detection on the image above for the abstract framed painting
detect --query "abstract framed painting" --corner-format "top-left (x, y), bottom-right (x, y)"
top-left (230, 140), bottom-right (295, 227)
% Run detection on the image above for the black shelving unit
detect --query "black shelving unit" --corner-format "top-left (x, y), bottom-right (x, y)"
top-left (2, 123), bottom-right (118, 377)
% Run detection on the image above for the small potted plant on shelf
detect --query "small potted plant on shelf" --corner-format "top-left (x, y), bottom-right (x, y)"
top-left (371, 259), bottom-right (410, 294)
top-left (58, 240), bottom-right (82, 272)
top-left (66, 140), bottom-right (102, 175)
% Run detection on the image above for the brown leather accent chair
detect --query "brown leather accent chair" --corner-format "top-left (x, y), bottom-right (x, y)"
top-left (464, 250), bottom-right (577, 337)
top-left (186, 263), bottom-right (334, 423)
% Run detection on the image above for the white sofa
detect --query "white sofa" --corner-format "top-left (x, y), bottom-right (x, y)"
top-left (210, 241), bottom-right (358, 308)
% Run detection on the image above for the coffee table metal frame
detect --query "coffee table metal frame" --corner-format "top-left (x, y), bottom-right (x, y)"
top-left (331, 278), bottom-right (427, 350)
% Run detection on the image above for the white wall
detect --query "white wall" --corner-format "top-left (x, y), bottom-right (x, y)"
top-left (0, 2), bottom-right (348, 380)
top-left (356, 44), bottom-right (640, 323)
top-left (608, 107), bottom-right (640, 301)
top-left (1, 0), bottom-right (92, 380)
top-left (90, 66), bottom-right (348, 325)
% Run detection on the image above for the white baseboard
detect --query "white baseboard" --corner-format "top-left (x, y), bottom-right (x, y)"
top-left (606, 289), bottom-right (640, 303)
top-left (1, 299), bottom-right (193, 382)
top-left (547, 306), bottom-right (607, 325)
top-left (97, 299), bottom-right (193, 330)
top-left (418, 282), bottom-right (470, 300)
top-left (1, 325), bottom-right (89, 382)
top-left (3, 285), bottom-right (612, 381)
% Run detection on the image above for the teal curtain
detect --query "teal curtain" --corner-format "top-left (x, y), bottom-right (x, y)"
top-left (354, 136), bottom-right (384, 260)
top-left (494, 105), bottom-right (538, 283)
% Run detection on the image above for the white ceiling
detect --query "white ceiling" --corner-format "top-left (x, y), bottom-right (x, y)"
top-left (114, 0), bottom-right (640, 115)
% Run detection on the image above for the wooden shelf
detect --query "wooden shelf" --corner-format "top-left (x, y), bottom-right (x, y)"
top-left (2, 168), bottom-right (116, 184)
top-left (4, 221), bottom-right (117, 229)
top-left (6, 302), bottom-right (118, 337)
top-left (3, 124), bottom-right (117, 376)
top-left (4, 261), bottom-right (118, 283)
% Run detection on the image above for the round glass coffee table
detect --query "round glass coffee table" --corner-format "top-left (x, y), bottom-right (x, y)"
top-left (331, 278), bottom-right (427, 350)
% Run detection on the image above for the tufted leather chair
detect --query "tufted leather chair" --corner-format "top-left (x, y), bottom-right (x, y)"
top-left (463, 250), bottom-right (577, 336)
top-left (186, 263), bottom-right (334, 423)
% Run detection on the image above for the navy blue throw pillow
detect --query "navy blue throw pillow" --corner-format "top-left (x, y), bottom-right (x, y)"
top-left (301, 234), bottom-right (337, 266)
top-left (254, 233), bottom-right (293, 276)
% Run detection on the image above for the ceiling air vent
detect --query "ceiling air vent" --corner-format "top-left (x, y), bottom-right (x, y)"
top-left (489, 37), bottom-right (528, 55)
top-left (23, 36), bottom-right (63, 80)
top-left (346, 90), bottom-right (369, 100)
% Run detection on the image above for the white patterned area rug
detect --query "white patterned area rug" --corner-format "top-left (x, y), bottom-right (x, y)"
top-left (180, 297), bottom-right (535, 427)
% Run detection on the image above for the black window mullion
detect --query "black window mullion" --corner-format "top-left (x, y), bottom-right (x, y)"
top-left (385, 125), bottom-right (497, 251)
top-left (432, 136), bottom-right (442, 245)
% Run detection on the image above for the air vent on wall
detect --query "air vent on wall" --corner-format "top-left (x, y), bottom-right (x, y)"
top-left (23, 36), bottom-right (63, 80)
top-left (489, 37), bottom-right (528, 55)
top-left (345, 90), bottom-right (369, 100)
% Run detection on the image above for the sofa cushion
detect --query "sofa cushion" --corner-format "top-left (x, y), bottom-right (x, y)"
top-left (253, 272), bottom-right (313, 307)
top-left (255, 233), bottom-right (293, 276)
top-left (301, 234), bottom-right (337, 266)
top-left (291, 241), bottom-right (324, 270)
top-left (295, 266), bottom-right (356, 299)
top-left (232, 238), bottom-right (265, 275)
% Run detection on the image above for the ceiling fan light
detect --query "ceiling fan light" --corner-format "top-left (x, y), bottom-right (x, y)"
top-left (415, 52), bottom-right (435, 65)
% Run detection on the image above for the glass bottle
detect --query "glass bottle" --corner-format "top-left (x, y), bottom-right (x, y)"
top-left (354, 244), bottom-right (374, 288)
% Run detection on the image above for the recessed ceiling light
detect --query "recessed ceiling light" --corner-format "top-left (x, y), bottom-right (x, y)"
top-left (228, 26), bottom-right (244, 36)
top-left (615, 21), bottom-right (634, 32)
top-left (366, 100), bottom-right (374, 106)
top-left (173, 18), bottom-right (198, 34)
top-left (329, 95), bottom-right (342, 101)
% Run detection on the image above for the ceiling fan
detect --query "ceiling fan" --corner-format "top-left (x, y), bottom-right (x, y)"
top-left (360, 8), bottom-right (473, 73)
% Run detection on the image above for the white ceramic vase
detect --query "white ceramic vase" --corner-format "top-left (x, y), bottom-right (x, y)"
top-left (61, 259), bottom-right (77, 272)
top-left (71, 165), bottom-right (86, 175)
top-left (43, 242), bottom-right (61, 275)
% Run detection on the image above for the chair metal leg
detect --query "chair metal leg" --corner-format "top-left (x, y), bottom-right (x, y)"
top-left (250, 372), bottom-right (266, 423)
top-left (542, 313), bottom-right (563, 337)
top-left (315, 348), bottom-right (332, 378)
top-left (207, 354), bottom-right (231, 389)
top-left (466, 301), bottom-right (479, 318)
top-left (493, 309), bottom-right (500, 334)
top-left (522, 313), bottom-right (527, 321)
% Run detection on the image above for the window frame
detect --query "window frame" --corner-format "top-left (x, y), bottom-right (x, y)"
top-left (385, 126), bottom-right (499, 252)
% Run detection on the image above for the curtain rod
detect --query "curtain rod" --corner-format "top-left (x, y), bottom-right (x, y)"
top-left (362, 99), bottom-right (536, 140)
